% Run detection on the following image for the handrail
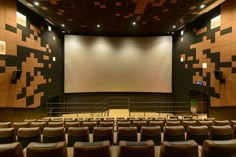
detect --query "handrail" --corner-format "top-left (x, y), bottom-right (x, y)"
top-left (46, 99), bottom-right (207, 117)
top-left (89, 97), bottom-right (130, 115)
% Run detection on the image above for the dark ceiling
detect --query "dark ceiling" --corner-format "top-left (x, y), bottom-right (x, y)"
top-left (18, 0), bottom-right (224, 36)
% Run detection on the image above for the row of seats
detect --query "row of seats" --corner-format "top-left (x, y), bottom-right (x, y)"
top-left (0, 125), bottom-right (235, 148)
top-left (1, 119), bottom-right (235, 134)
top-left (2, 139), bottom-right (236, 157)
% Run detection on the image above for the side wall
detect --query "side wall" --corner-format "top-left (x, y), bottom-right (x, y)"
top-left (173, 0), bottom-right (236, 119)
top-left (0, 1), bottom-right (63, 120)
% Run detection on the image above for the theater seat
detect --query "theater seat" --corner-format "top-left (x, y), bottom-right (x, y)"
top-left (186, 125), bottom-right (209, 145)
top-left (81, 122), bottom-right (97, 133)
top-left (43, 127), bottom-right (65, 143)
top-left (64, 122), bottom-right (80, 133)
top-left (26, 141), bottom-right (67, 157)
top-left (17, 127), bottom-right (41, 148)
top-left (140, 126), bottom-right (161, 145)
top-left (93, 127), bottom-right (113, 144)
top-left (160, 140), bottom-right (198, 157)
top-left (48, 122), bottom-right (63, 127)
top-left (74, 141), bottom-right (111, 157)
top-left (210, 125), bottom-right (233, 140)
top-left (199, 120), bottom-right (214, 130)
top-left (0, 142), bottom-right (24, 157)
top-left (202, 139), bottom-right (236, 157)
top-left (117, 121), bottom-right (131, 128)
top-left (164, 126), bottom-right (185, 141)
top-left (119, 140), bottom-right (155, 157)
top-left (12, 122), bottom-right (29, 130)
top-left (67, 127), bottom-right (89, 147)
top-left (0, 122), bottom-right (12, 128)
top-left (0, 128), bottom-right (16, 144)
top-left (133, 121), bottom-right (147, 133)
top-left (182, 120), bottom-right (198, 131)
top-left (165, 121), bottom-right (181, 126)
top-left (29, 122), bottom-right (47, 133)
top-left (149, 120), bottom-right (165, 132)
top-left (99, 122), bottom-right (114, 128)
top-left (117, 127), bottom-right (137, 143)
top-left (214, 120), bottom-right (230, 126)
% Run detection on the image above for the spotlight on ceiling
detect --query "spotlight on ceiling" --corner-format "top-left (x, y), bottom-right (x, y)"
top-left (61, 24), bottom-right (65, 27)
top-left (97, 24), bottom-right (100, 28)
top-left (200, 4), bottom-right (205, 9)
top-left (34, 2), bottom-right (39, 6)
top-left (172, 25), bottom-right (176, 29)
top-left (132, 22), bottom-right (136, 26)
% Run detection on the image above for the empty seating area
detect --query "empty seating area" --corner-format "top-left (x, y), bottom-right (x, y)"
top-left (1, 116), bottom-right (236, 157)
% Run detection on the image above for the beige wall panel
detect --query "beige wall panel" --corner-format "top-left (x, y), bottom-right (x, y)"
top-left (221, 1), bottom-right (232, 24)
top-left (5, 0), bottom-right (16, 21)
top-left (5, 42), bottom-right (17, 56)
top-left (211, 97), bottom-right (220, 106)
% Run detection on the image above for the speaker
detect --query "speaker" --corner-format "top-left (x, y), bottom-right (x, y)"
top-left (11, 70), bottom-right (22, 84)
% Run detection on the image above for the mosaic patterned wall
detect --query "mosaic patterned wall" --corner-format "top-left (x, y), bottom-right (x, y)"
top-left (174, 0), bottom-right (236, 107)
top-left (0, 1), bottom-right (63, 108)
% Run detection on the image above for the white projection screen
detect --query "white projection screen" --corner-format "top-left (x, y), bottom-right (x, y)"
top-left (64, 35), bottom-right (172, 93)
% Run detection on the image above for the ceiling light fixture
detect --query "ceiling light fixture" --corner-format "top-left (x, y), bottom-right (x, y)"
top-left (132, 22), bottom-right (136, 26)
top-left (97, 24), bottom-right (100, 28)
top-left (61, 24), bottom-right (65, 27)
top-left (34, 2), bottom-right (39, 6)
top-left (172, 25), bottom-right (176, 29)
top-left (200, 4), bottom-right (205, 9)
top-left (48, 26), bottom-right (51, 31)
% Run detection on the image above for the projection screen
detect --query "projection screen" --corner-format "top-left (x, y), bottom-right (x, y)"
top-left (64, 35), bottom-right (172, 93)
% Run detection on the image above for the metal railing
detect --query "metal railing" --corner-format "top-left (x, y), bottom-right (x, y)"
top-left (46, 97), bottom-right (207, 117)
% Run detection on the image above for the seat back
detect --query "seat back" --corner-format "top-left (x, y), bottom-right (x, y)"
top-left (0, 122), bottom-right (12, 128)
top-left (29, 122), bottom-right (47, 133)
top-left (164, 126), bottom-right (185, 141)
top-left (13, 122), bottom-right (29, 130)
top-left (133, 121), bottom-right (147, 133)
top-left (26, 141), bottom-right (67, 157)
top-left (43, 127), bottom-right (65, 143)
top-left (0, 142), bottom-right (24, 157)
top-left (0, 128), bottom-right (16, 144)
top-left (214, 120), bottom-right (230, 126)
top-left (74, 141), bottom-right (111, 157)
top-left (67, 127), bottom-right (89, 147)
top-left (160, 140), bottom-right (198, 157)
top-left (119, 140), bottom-right (155, 157)
top-left (93, 127), bottom-right (113, 144)
top-left (166, 121), bottom-right (181, 126)
top-left (140, 126), bottom-right (161, 145)
top-left (48, 122), bottom-right (63, 127)
top-left (202, 139), bottom-right (236, 157)
top-left (210, 125), bottom-right (233, 140)
top-left (82, 122), bottom-right (97, 133)
top-left (186, 125), bottom-right (209, 145)
top-left (17, 127), bottom-right (41, 148)
top-left (117, 127), bottom-right (137, 143)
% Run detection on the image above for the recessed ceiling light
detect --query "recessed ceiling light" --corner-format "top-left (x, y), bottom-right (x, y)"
top-left (172, 25), bottom-right (176, 29)
top-left (61, 24), bottom-right (65, 27)
top-left (200, 4), bottom-right (205, 9)
top-left (34, 2), bottom-right (39, 6)
top-left (132, 22), bottom-right (136, 26)
top-left (181, 30), bottom-right (184, 35)
top-left (97, 24), bottom-right (100, 28)
top-left (48, 26), bottom-right (51, 31)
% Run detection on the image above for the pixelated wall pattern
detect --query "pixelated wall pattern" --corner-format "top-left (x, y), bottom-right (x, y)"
top-left (175, 0), bottom-right (236, 107)
top-left (0, 1), bottom-right (63, 108)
